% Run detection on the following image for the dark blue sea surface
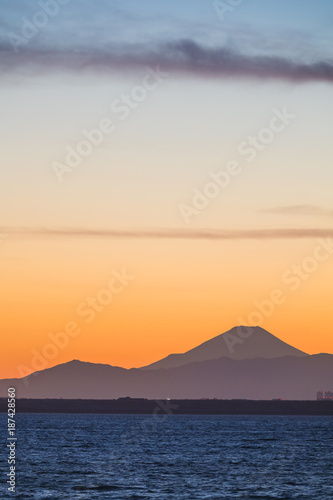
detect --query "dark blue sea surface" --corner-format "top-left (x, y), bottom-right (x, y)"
top-left (1, 413), bottom-right (333, 499)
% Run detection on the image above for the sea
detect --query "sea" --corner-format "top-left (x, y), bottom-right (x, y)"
top-left (1, 414), bottom-right (333, 499)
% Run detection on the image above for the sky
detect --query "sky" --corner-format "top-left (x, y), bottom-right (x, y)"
top-left (0, 0), bottom-right (333, 378)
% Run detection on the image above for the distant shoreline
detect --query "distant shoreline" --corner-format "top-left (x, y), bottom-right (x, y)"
top-left (1, 399), bottom-right (333, 415)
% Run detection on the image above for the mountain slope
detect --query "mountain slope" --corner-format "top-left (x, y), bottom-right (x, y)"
top-left (141, 326), bottom-right (308, 370)
top-left (0, 354), bottom-right (331, 400)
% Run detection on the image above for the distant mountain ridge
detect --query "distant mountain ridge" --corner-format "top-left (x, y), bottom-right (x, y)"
top-left (1, 326), bottom-right (329, 401)
top-left (141, 326), bottom-right (308, 370)
top-left (0, 354), bottom-right (331, 400)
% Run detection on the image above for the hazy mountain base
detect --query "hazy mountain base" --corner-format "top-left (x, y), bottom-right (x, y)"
top-left (0, 354), bottom-right (331, 400)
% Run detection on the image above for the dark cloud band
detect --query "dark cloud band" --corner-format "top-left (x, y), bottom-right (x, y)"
top-left (1, 39), bottom-right (333, 82)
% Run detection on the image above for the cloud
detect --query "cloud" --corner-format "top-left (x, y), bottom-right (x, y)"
top-left (1, 38), bottom-right (333, 82)
top-left (260, 205), bottom-right (333, 217)
top-left (1, 227), bottom-right (333, 241)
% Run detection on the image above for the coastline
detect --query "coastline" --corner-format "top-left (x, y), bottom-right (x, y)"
top-left (1, 398), bottom-right (333, 415)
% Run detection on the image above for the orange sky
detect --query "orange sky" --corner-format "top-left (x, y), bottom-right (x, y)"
top-left (1, 1), bottom-right (333, 380)
top-left (1, 236), bottom-right (332, 379)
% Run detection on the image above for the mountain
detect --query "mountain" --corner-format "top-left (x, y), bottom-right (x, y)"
top-left (0, 327), bottom-right (328, 400)
top-left (0, 354), bottom-right (332, 400)
top-left (141, 326), bottom-right (308, 370)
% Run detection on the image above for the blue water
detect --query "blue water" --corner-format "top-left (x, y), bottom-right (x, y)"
top-left (1, 414), bottom-right (333, 499)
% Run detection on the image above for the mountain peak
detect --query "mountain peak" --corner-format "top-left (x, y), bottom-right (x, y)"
top-left (142, 325), bottom-right (308, 370)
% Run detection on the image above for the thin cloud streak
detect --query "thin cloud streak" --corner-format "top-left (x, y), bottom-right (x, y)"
top-left (260, 205), bottom-right (333, 217)
top-left (1, 227), bottom-right (333, 241)
top-left (2, 39), bottom-right (333, 82)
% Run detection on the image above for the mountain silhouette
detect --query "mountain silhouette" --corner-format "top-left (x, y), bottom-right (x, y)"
top-left (0, 354), bottom-right (331, 400)
top-left (0, 327), bottom-right (330, 400)
top-left (141, 326), bottom-right (308, 370)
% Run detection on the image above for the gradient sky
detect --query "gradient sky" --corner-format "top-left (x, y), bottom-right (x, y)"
top-left (1, 0), bottom-right (333, 378)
